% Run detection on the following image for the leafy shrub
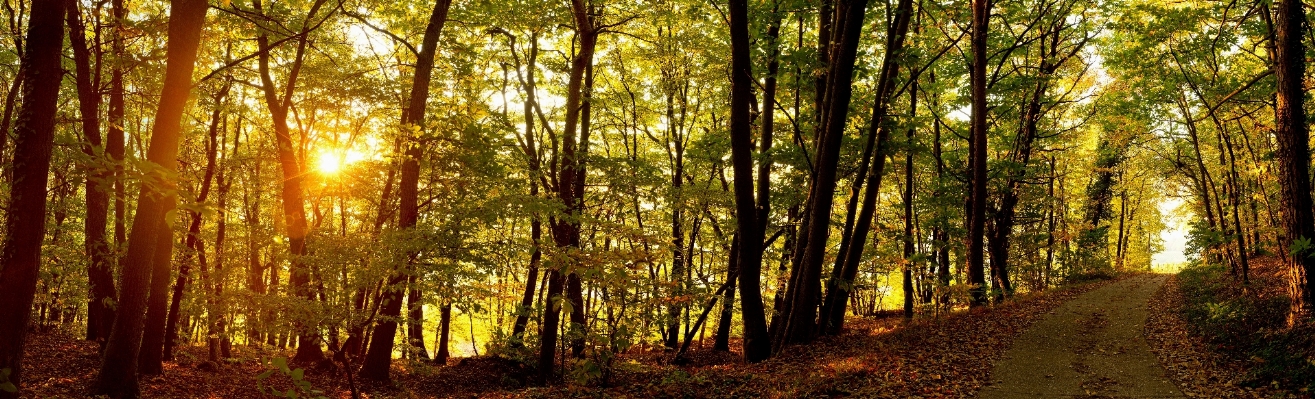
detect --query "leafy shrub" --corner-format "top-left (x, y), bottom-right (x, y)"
top-left (1176, 262), bottom-right (1315, 390)
top-left (0, 368), bottom-right (15, 393)
top-left (256, 357), bottom-right (327, 399)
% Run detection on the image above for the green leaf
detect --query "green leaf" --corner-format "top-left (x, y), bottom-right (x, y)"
top-left (291, 368), bottom-right (304, 380)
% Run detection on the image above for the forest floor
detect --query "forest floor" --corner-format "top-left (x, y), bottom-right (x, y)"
top-left (17, 277), bottom-right (1121, 399)
top-left (17, 269), bottom-right (1310, 398)
top-left (1145, 256), bottom-right (1308, 398)
top-left (979, 274), bottom-right (1181, 398)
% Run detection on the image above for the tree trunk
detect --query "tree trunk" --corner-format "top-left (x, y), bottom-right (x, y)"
top-left (407, 281), bottom-right (429, 360)
top-left (138, 217), bottom-right (176, 375)
top-left (359, 0), bottom-right (452, 380)
top-left (0, 0), bottom-right (66, 395)
top-left (252, 0), bottom-right (332, 364)
top-left (776, 0), bottom-right (873, 345)
top-left (903, 78), bottom-right (918, 320)
top-left (1272, 0), bottom-right (1314, 325)
top-left (510, 35), bottom-right (542, 347)
top-left (164, 83), bottom-right (228, 361)
top-left (815, 0), bottom-right (913, 335)
top-left (66, 0), bottom-right (116, 344)
top-left (727, 0), bottom-right (771, 363)
top-left (93, 0), bottom-right (208, 395)
top-left (966, 0), bottom-right (991, 307)
top-left (435, 304), bottom-right (451, 364)
top-left (537, 0), bottom-right (597, 380)
top-left (713, 234), bottom-right (739, 351)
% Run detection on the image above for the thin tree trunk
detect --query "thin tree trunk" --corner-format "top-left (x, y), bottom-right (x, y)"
top-left (713, 234), bottom-right (739, 351)
top-left (66, 0), bottom-right (115, 344)
top-left (903, 78), bottom-right (918, 320)
top-left (777, 0), bottom-right (874, 345)
top-left (164, 83), bottom-right (228, 361)
top-left (815, 0), bottom-right (913, 335)
top-left (537, 0), bottom-right (597, 380)
top-left (510, 35), bottom-right (542, 347)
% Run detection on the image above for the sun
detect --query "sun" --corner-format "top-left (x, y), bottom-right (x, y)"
top-left (316, 152), bottom-right (344, 175)
top-left (315, 149), bottom-right (367, 175)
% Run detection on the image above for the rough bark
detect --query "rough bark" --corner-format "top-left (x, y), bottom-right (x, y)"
top-left (1273, 0), bottom-right (1314, 325)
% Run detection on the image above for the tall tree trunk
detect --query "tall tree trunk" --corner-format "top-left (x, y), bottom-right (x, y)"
top-left (1221, 131), bottom-right (1250, 282)
top-left (537, 0), bottom-right (597, 380)
top-left (0, 0), bottom-right (66, 395)
top-left (664, 92), bottom-right (686, 350)
top-left (815, 0), bottom-right (913, 335)
top-left (727, 0), bottom-right (771, 363)
top-left (252, 0), bottom-right (331, 364)
top-left (776, 0), bottom-right (873, 345)
top-left (1273, 0), bottom-right (1314, 325)
top-left (66, 0), bottom-right (115, 344)
top-left (966, 0), bottom-right (991, 307)
top-left (988, 24), bottom-right (1062, 300)
top-left (93, 0), bottom-right (208, 395)
top-left (108, 0), bottom-right (128, 305)
top-left (510, 35), bottom-right (542, 347)
top-left (359, 0), bottom-right (452, 380)
top-left (903, 78), bottom-right (918, 320)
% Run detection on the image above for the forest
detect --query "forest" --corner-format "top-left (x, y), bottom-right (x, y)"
top-left (0, 0), bottom-right (1312, 396)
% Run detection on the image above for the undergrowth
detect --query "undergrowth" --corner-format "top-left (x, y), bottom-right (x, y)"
top-left (1177, 260), bottom-right (1315, 391)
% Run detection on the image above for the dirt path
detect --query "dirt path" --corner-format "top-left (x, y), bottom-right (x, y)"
top-left (978, 274), bottom-right (1183, 398)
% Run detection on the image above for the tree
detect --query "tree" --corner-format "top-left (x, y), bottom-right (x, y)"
top-left (252, 0), bottom-right (332, 363)
top-left (773, 0), bottom-right (872, 346)
top-left (65, 0), bottom-right (116, 345)
top-left (727, 0), bottom-right (770, 363)
top-left (1271, 0), bottom-right (1313, 325)
top-left (0, 0), bottom-right (67, 395)
top-left (359, 0), bottom-right (454, 381)
top-left (94, 0), bottom-right (209, 396)
top-left (965, 0), bottom-right (990, 307)
top-left (537, 0), bottom-right (600, 380)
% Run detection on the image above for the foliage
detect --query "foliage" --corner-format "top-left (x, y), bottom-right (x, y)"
top-left (255, 357), bottom-right (328, 399)
top-left (1177, 262), bottom-right (1315, 391)
top-left (0, 368), bottom-right (14, 393)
